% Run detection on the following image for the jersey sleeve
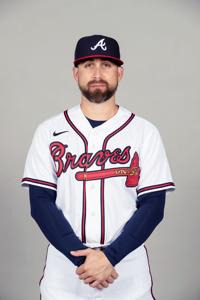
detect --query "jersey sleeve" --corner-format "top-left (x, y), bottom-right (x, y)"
top-left (137, 123), bottom-right (175, 197)
top-left (21, 124), bottom-right (57, 191)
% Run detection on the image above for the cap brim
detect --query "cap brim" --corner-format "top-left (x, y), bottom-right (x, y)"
top-left (74, 55), bottom-right (124, 67)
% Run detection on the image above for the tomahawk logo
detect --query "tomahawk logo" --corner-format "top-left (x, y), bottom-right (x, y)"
top-left (91, 38), bottom-right (107, 51)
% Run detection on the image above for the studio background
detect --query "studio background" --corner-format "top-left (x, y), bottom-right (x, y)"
top-left (0, 1), bottom-right (199, 299)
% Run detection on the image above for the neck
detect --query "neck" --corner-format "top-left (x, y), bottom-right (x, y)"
top-left (80, 97), bottom-right (119, 121)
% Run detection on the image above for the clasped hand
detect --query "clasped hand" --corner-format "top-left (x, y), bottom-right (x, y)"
top-left (71, 248), bottom-right (118, 290)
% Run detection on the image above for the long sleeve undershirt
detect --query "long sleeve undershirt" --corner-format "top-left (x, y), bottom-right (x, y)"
top-left (29, 185), bottom-right (87, 266)
top-left (29, 185), bottom-right (165, 266)
top-left (103, 190), bottom-right (166, 265)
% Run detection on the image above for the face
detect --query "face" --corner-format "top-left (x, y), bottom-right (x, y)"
top-left (73, 58), bottom-right (123, 104)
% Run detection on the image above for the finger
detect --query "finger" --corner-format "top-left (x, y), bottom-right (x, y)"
top-left (106, 276), bottom-right (114, 284)
top-left (79, 272), bottom-right (90, 280)
top-left (75, 265), bottom-right (85, 275)
top-left (100, 281), bottom-right (109, 288)
top-left (111, 270), bottom-right (119, 279)
top-left (89, 280), bottom-right (101, 288)
top-left (96, 284), bottom-right (104, 290)
top-left (84, 277), bottom-right (95, 284)
top-left (70, 249), bottom-right (90, 257)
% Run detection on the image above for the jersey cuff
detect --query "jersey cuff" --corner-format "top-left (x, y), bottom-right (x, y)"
top-left (21, 177), bottom-right (57, 191)
top-left (137, 182), bottom-right (175, 197)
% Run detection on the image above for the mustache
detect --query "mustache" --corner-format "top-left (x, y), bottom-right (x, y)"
top-left (88, 80), bottom-right (108, 85)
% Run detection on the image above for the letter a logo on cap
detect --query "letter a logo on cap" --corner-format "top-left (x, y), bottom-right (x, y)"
top-left (91, 38), bottom-right (107, 51)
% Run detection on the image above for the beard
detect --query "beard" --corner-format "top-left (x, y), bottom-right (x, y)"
top-left (78, 79), bottom-right (118, 104)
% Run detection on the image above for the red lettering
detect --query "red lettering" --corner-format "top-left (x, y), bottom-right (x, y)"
top-left (74, 153), bottom-right (93, 169)
top-left (118, 146), bottom-right (131, 163)
top-left (50, 142), bottom-right (67, 177)
top-left (63, 152), bottom-right (77, 172)
top-left (50, 142), bottom-right (131, 177)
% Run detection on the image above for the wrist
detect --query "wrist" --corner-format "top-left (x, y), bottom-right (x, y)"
top-left (103, 247), bottom-right (117, 266)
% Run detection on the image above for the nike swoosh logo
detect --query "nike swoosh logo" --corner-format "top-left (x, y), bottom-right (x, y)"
top-left (53, 130), bottom-right (69, 136)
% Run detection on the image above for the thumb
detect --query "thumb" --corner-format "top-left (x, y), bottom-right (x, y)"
top-left (70, 248), bottom-right (91, 257)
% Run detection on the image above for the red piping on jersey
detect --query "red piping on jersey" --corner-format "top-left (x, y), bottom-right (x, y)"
top-left (144, 245), bottom-right (157, 300)
top-left (137, 182), bottom-right (175, 195)
top-left (100, 113), bottom-right (135, 245)
top-left (64, 110), bottom-right (88, 243)
top-left (21, 177), bottom-right (57, 189)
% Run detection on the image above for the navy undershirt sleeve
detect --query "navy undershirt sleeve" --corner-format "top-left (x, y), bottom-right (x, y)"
top-left (29, 185), bottom-right (87, 266)
top-left (103, 190), bottom-right (166, 266)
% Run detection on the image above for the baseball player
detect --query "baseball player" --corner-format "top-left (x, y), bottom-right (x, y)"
top-left (21, 34), bottom-right (175, 300)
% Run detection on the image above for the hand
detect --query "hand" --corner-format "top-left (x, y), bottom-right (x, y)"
top-left (70, 248), bottom-right (118, 289)
top-left (90, 269), bottom-right (118, 290)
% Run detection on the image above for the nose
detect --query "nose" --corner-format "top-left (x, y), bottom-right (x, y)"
top-left (92, 65), bottom-right (102, 79)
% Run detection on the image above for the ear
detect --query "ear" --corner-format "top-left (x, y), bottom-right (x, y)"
top-left (73, 66), bottom-right (79, 82)
top-left (117, 66), bottom-right (124, 81)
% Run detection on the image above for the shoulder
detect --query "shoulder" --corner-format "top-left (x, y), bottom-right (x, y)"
top-left (32, 109), bottom-right (71, 140)
top-left (120, 106), bottom-right (160, 136)
top-left (133, 115), bottom-right (163, 148)
top-left (135, 115), bottom-right (160, 136)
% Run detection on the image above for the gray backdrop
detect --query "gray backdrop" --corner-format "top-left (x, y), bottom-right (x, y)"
top-left (1, 0), bottom-right (200, 299)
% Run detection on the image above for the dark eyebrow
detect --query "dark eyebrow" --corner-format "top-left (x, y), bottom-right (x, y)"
top-left (79, 59), bottom-right (95, 65)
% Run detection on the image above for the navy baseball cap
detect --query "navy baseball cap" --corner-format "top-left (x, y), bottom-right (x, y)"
top-left (74, 35), bottom-right (124, 67)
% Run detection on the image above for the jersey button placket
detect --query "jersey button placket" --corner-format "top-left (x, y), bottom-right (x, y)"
top-left (86, 133), bottom-right (101, 244)
top-left (90, 130), bottom-right (97, 150)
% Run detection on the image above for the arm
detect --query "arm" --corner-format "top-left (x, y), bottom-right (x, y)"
top-left (29, 185), bottom-right (87, 266)
top-left (103, 190), bottom-right (166, 266)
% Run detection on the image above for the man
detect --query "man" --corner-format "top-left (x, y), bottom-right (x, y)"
top-left (21, 34), bottom-right (175, 300)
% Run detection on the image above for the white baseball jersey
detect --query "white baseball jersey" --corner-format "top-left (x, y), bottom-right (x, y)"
top-left (22, 104), bottom-right (175, 300)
